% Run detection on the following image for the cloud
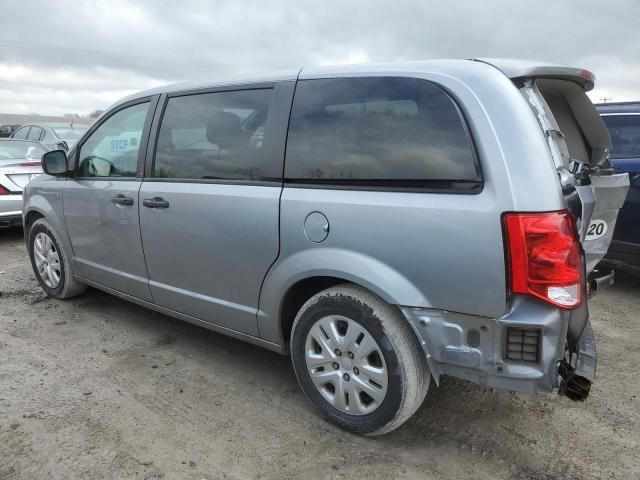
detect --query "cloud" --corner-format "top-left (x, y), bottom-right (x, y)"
top-left (0, 0), bottom-right (638, 114)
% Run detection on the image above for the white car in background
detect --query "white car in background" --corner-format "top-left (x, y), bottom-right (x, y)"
top-left (0, 139), bottom-right (46, 228)
top-left (11, 123), bottom-right (89, 152)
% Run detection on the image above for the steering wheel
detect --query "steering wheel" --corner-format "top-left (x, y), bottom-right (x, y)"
top-left (79, 155), bottom-right (112, 176)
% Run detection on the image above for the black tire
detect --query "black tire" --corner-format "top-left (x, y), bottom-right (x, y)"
top-left (290, 284), bottom-right (430, 435)
top-left (27, 218), bottom-right (87, 299)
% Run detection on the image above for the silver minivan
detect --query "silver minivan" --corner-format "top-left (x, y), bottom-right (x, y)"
top-left (23, 59), bottom-right (629, 435)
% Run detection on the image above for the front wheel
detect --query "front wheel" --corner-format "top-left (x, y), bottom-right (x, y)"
top-left (290, 284), bottom-right (430, 435)
top-left (27, 218), bottom-right (87, 299)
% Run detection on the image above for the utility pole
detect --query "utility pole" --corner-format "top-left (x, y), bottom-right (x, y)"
top-left (600, 96), bottom-right (612, 103)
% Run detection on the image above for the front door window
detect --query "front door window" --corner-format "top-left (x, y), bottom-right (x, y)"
top-left (78, 102), bottom-right (150, 177)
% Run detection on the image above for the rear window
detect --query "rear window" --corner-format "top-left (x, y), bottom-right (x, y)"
top-left (601, 115), bottom-right (640, 158)
top-left (285, 77), bottom-right (479, 186)
top-left (52, 126), bottom-right (88, 140)
top-left (27, 126), bottom-right (43, 141)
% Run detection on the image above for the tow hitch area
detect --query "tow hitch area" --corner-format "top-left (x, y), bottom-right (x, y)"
top-left (558, 322), bottom-right (597, 402)
top-left (558, 361), bottom-right (592, 401)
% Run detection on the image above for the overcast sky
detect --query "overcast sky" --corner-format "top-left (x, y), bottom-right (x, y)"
top-left (1, 0), bottom-right (638, 116)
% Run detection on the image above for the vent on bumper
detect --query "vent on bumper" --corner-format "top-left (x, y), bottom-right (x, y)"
top-left (505, 328), bottom-right (540, 363)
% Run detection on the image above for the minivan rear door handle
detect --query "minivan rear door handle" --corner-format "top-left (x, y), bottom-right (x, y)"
top-left (111, 194), bottom-right (134, 206)
top-left (143, 197), bottom-right (170, 209)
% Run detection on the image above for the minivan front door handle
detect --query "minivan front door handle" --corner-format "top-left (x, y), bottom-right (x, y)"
top-left (143, 197), bottom-right (170, 209)
top-left (111, 194), bottom-right (134, 206)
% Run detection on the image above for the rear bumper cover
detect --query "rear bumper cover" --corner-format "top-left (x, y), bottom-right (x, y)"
top-left (402, 296), bottom-right (595, 396)
top-left (0, 195), bottom-right (23, 224)
top-left (0, 211), bottom-right (22, 220)
top-left (0, 206), bottom-right (22, 226)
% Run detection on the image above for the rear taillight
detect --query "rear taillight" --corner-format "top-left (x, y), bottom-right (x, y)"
top-left (0, 185), bottom-right (9, 195)
top-left (21, 161), bottom-right (42, 167)
top-left (504, 211), bottom-right (583, 309)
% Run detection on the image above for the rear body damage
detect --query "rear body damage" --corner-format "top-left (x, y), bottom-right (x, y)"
top-left (401, 59), bottom-right (628, 400)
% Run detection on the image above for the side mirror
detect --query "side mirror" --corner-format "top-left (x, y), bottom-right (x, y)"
top-left (57, 141), bottom-right (69, 152)
top-left (42, 150), bottom-right (69, 176)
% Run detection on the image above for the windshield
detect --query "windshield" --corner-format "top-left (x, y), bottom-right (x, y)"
top-left (52, 126), bottom-right (88, 140)
top-left (0, 140), bottom-right (48, 160)
top-left (601, 114), bottom-right (640, 158)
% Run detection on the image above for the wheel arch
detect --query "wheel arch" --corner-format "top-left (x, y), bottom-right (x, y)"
top-left (278, 276), bottom-right (348, 346)
top-left (23, 208), bottom-right (45, 235)
top-left (23, 193), bottom-right (75, 263)
top-left (258, 248), bottom-right (430, 347)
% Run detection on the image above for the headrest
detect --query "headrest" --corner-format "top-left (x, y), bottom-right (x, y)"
top-left (207, 111), bottom-right (242, 148)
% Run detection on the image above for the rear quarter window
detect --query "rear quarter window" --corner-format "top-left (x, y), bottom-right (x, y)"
top-left (285, 77), bottom-right (480, 188)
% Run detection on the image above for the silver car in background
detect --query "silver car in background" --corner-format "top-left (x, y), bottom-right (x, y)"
top-left (0, 139), bottom-right (45, 227)
top-left (11, 122), bottom-right (89, 152)
top-left (23, 59), bottom-right (629, 435)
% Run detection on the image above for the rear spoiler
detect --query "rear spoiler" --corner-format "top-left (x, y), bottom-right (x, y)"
top-left (473, 58), bottom-right (595, 92)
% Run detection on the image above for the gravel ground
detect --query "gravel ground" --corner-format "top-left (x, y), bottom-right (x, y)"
top-left (1, 226), bottom-right (639, 480)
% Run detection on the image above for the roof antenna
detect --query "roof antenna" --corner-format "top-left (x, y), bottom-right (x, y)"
top-left (599, 96), bottom-right (612, 103)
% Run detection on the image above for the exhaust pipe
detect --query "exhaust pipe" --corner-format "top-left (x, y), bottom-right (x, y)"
top-left (558, 320), bottom-right (597, 402)
top-left (558, 360), bottom-right (592, 401)
top-left (588, 269), bottom-right (615, 297)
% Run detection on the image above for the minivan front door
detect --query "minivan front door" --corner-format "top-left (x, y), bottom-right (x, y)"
top-left (139, 85), bottom-right (290, 336)
top-left (63, 99), bottom-right (156, 301)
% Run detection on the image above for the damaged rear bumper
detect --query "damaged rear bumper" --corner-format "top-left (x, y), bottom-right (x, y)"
top-left (402, 296), bottom-right (597, 397)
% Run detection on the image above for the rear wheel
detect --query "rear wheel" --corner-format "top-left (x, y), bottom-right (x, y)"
top-left (28, 218), bottom-right (87, 299)
top-left (290, 284), bottom-right (430, 435)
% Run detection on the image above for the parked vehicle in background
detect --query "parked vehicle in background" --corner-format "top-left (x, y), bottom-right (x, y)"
top-left (23, 59), bottom-right (628, 435)
top-left (11, 123), bottom-right (89, 152)
top-left (597, 102), bottom-right (640, 266)
top-left (0, 124), bottom-right (21, 138)
top-left (0, 139), bottom-right (46, 227)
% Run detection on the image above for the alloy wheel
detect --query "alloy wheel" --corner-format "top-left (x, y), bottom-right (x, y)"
top-left (33, 232), bottom-right (61, 288)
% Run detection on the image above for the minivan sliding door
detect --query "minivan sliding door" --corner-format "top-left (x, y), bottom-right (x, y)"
top-left (139, 82), bottom-right (292, 336)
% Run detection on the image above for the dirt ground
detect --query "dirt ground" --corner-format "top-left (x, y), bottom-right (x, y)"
top-left (0, 227), bottom-right (638, 480)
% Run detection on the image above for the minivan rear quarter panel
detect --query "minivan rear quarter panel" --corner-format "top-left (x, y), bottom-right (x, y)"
top-left (259, 61), bottom-right (567, 345)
